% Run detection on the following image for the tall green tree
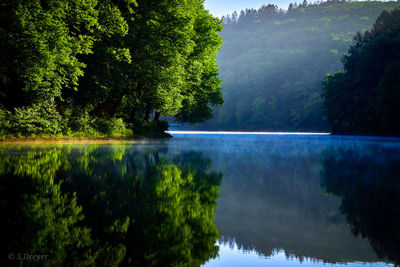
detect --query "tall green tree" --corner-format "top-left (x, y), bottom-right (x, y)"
top-left (322, 8), bottom-right (400, 135)
top-left (67, 0), bottom-right (136, 122)
top-left (127, 0), bottom-right (223, 124)
top-left (176, 5), bottom-right (224, 123)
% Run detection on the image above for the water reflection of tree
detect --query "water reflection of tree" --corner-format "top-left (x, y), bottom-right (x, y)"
top-left (213, 149), bottom-right (377, 264)
top-left (0, 145), bottom-right (222, 266)
top-left (321, 147), bottom-right (400, 265)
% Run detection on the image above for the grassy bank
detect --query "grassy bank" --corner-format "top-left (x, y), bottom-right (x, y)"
top-left (0, 109), bottom-right (171, 141)
top-left (0, 131), bottom-right (172, 144)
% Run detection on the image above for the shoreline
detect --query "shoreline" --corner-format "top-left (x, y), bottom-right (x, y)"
top-left (0, 130), bottom-right (172, 144)
top-left (0, 136), bottom-right (141, 145)
top-left (3, 131), bottom-right (399, 144)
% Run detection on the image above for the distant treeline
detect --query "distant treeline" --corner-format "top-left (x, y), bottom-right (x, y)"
top-left (322, 8), bottom-right (400, 136)
top-left (0, 0), bottom-right (223, 137)
top-left (191, 0), bottom-right (399, 132)
top-left (221, 0), bottom-right (379, 26)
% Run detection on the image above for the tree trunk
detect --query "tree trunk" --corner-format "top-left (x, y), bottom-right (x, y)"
top-left (130, 107), bottom-right (137, 124)
top-left (144, 104), bottom-right (151, 121)
top-left (154, 111), bottom-right (160, 121)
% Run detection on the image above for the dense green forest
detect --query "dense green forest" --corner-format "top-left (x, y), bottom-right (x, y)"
top-left (0, 0), bottom-right (222, 137)
top-left (190, 0), bottom-right (399, 132)
top-left (322, 7), bottom-right (400, 135)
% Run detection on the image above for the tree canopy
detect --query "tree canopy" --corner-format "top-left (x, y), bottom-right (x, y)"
top-left (0, 0), bottom-right (223, 137)
top-left (322, 7), bottom-right (400, 135)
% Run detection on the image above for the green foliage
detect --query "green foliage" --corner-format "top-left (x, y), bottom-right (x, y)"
top-left (322, 8), bottom-right (400, 135)
top-left (0, 0), bottom-right (98, 106)
top-left (191, 0), bottom-right (399, 132)
top-left (65, 105), bottom-right (95, 134)
top-left (10, 103), bottom-right (62, 136)
top-left (174, 4), bottom-right (224, 123)
top-left (93, 117), bottom-right (133, 136)
top-left (63, 106), bottom-right (133, 137)
top-left (0, 105), bottom-right (10, 136)
top-left (120, 0), bottom-right (223, 125)
top-left (0, 0), bottom-right (222, 137)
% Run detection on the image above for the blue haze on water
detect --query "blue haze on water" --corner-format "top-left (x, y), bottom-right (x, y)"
top-left (169, 133), bottom-right (400, 266)
top-left (1, 133), bottom-right (399, 266)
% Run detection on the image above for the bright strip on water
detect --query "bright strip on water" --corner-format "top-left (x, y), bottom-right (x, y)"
top-left (167, 131), bottom-right (331, 135)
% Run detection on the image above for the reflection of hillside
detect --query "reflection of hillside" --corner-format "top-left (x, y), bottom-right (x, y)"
top-left (0, 145), bottom-right (222, 267)
top-left (321, 147), bottom-right (400, 265)
top-left (212, 146), bottom-right (381, 264)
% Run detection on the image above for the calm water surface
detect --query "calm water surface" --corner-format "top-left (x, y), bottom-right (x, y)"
top-left (1, 133), bottom-right (399, 266)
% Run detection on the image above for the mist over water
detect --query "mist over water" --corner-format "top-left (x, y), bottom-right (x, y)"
top-left (1, 133), bottom-right (400, 266)
top-left (169, 133), bottom-right (400, 266)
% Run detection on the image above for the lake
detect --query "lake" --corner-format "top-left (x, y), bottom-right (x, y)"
top-left (1, 133), bottom-right (399, 266)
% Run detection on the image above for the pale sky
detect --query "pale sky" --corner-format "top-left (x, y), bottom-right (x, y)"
top-left (204, 0), bottom-right (294, 17)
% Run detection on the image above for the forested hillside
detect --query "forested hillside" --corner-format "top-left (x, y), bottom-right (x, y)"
top-left (322, 8), bottom-right (400, 136)
top-left (192, 0), bottom-right (399, 131)
top-left (0, 0), bottom-right (222, 137)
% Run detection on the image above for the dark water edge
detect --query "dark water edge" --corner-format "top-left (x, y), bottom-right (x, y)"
top-left (0, 133), bottom-right (399, 266)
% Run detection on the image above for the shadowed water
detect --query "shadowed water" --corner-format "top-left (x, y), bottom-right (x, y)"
top-left (1, 133), bottom-right (399, 266)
